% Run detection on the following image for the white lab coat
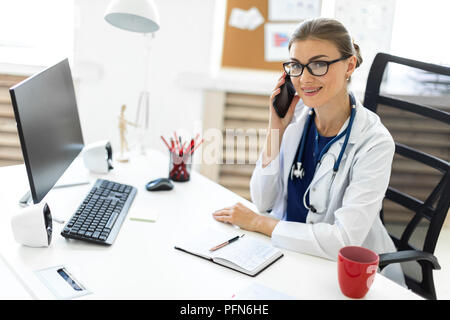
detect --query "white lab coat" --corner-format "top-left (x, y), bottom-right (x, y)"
top-left (250, 97), bottom-right (405, 286)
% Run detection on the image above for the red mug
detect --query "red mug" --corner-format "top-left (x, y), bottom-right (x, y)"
top-left (338, 246), bottom-right (379, 299)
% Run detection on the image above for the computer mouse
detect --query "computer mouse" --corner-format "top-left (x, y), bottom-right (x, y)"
top-left (145, 178), bottom-right (174, 191)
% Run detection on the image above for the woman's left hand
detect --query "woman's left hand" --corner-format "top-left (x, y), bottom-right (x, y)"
top-left (212, 202), bottom-right (259, 232)
top-left (213, 202), bottom-right (279, 237)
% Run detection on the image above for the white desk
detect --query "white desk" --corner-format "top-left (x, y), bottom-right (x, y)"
top-left (0, 149), bottom-right (421, 300)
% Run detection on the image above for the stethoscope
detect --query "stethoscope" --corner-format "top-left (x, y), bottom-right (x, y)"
top-left (290, 92), bottom-right (357, 212)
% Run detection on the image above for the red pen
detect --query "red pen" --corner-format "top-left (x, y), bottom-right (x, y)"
top-left (174, 131), bottom-right (180, 152)
top-left (181, 141), bottom-right (187, 155)
top-left (190, 138), bottom-right (204, 155)
top-left (193, 134), bottom-right (201, 148)
top-left (185, 138), bottom-right (194, 154)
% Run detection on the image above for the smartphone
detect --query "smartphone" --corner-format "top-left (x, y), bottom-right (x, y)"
top-left (272, 75), bottom-right (296, 118)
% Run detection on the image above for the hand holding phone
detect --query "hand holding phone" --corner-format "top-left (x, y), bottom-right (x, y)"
top-left (272, 75), bottom-right (296, 118)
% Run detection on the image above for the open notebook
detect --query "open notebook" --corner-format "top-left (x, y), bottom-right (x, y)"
top-left (174, 229), bottom-right (283, 276)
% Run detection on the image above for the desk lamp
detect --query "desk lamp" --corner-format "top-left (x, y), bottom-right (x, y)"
top-left (104, 0), bottom-right (160, 155)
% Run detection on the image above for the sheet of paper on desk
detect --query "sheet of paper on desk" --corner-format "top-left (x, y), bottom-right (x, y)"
top-left (129, 210), bottom-right (159, 223)
top-left (232, 283), bottom-right (295, 300)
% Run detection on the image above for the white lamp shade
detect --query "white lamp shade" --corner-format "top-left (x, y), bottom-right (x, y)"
top-left (104, 0), bottom-right (160, 33)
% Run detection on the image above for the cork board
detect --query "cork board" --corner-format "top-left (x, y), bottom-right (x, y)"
top-left (221, 0), bottom-right (281, 71)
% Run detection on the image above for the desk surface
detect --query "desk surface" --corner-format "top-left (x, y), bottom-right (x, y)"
top-left (0, 149), bottom-right (421, 300)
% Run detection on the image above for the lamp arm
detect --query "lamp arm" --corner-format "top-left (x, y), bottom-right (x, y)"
top-left (143, 32), bottom-right (154, 90)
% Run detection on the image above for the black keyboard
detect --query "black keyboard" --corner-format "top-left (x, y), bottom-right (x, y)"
top-left (61, 179), bottom-right (137, 245)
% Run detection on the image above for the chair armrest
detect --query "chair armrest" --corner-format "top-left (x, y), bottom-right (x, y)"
top-left (379, 250), bottom-right (441, 271)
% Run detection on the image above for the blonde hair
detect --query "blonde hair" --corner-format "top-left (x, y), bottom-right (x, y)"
top-left (288, 18), bottom-right (362, 74)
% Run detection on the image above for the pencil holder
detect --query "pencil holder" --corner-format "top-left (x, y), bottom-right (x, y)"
top-left (169, 151), bottom-right (192, 182)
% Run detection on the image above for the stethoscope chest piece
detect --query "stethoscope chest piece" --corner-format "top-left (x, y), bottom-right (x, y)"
top-left (290, 162), bottom-right (305, 180)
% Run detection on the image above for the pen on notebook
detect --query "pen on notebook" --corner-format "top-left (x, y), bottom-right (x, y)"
top-left (209, 234), bottom-right (245, 252)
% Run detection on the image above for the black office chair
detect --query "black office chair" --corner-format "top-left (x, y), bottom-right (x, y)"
top-left (363, 53), bottom-right (450, 300)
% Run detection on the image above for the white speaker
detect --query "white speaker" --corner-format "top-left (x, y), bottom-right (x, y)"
top-left (11, 202), bottom-right (52, 247)
top-left (82, 140), bottom-right (114, 173)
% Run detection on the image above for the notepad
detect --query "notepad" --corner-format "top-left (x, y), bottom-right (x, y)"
top-left (174, 230), bottom-right (283, 276)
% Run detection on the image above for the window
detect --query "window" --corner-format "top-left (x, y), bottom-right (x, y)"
top-left (390, 0), bottom-right (450, 66)
top-left (0, 0), bottom-right (74, 69)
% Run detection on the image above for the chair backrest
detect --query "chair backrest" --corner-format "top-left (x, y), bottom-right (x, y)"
top-left (363, 52), bottom-right (450, 298)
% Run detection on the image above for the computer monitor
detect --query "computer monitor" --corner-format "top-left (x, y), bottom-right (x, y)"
top-left (9, 58), bottom-right (84, 204)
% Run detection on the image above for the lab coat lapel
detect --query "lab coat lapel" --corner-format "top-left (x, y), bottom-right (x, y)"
top-left (311, 103), bottom-right (363, 184)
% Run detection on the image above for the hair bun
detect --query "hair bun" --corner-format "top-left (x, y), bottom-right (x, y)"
top-left (352, 39), bottom-right (363, 68)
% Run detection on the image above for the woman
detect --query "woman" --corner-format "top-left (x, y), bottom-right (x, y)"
top-left (213, 18), bottom-right (404, 285)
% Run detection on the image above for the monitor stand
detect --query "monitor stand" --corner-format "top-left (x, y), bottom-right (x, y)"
top-left (19, 191), bottom-right (33, 208)
top-left (18, 155), bottom-right (90, 224)
top-left (19, 181), bottom-right (90, 207)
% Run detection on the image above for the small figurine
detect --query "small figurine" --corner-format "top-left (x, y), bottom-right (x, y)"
top-left (117, 104), bottom-right (136, 162)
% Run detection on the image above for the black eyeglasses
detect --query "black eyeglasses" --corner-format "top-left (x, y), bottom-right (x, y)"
top-left (283, 55), bottom-right (351, 77)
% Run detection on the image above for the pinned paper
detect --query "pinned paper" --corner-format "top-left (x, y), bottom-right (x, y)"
top-left (268, 0), bottom-right (322, 21)
top-left (229, 7), bottom-right (264, 31)
top-left (264, 23), bottom-right (297, 62)
top-left (247, 7), bottom-right (265, 30)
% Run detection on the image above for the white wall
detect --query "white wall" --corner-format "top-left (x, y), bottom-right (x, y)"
top-left (73, 0), bottom-right (217, 155)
